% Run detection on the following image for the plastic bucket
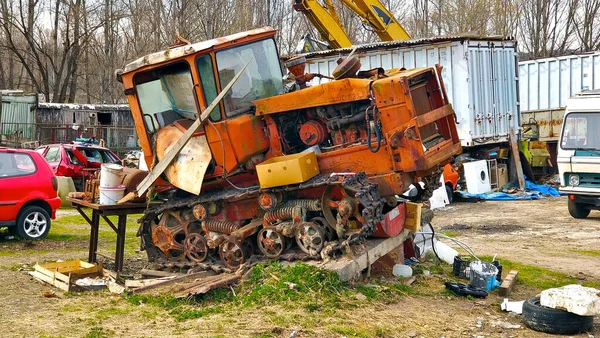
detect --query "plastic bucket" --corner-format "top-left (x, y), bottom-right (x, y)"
top-left (100, 163), bottom-right (124, 188)
top-left (469, 261), bottom-right (499, 291)
top-left (99, 185), bottom-right (125, 205)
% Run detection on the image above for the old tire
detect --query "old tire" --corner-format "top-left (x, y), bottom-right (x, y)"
top-left (522, 297), bottom-right (593, 334)
top-left (568, 199), bottom-right (590, 219)
top-left (16, 206), bottom-right (51, 240)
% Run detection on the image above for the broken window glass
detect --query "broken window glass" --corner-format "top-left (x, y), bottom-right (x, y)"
top-left (134, 62), bottom-right (198, 134)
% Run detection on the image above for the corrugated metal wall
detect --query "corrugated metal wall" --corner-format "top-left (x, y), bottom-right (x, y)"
top-left (0, 94), bottom-right (37, 139)
top-left (303, 38), bottom-right (519, 147)
top-left (519, 52), bottom-right (600, 111)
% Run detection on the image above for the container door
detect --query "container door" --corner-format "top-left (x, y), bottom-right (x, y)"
top-left (468, 42), bottom-right (519, 144)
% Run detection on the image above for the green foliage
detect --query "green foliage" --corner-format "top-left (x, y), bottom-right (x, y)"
top-left (239, 261), bottom-right (346, 306)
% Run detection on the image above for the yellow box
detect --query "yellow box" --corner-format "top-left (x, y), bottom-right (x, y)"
top-left (256, 152), bottom-right (320, 189)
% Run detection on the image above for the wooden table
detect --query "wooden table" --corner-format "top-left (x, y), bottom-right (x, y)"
top-left (66, 197), bottom-right (149, 272)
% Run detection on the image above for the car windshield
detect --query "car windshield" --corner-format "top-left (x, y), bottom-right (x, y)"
top-left (215, 38), bottom-right (283, 117)
top-left (561, 113), bottom-right (600, 151)
top-left (0, 153), bottom-right (36, 177)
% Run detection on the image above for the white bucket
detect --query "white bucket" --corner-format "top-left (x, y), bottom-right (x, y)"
top-left (99, 185), bottom-right (125, 205)
top-left (100, 163), bottom-right (124, 188)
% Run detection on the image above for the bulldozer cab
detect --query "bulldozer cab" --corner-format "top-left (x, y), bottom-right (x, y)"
top-left (119, 27), bottom-right (282, 172)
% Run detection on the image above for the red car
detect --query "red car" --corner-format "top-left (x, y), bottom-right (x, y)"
top-left (35, 143), bottom-right (121, 190)
top-left (0, 147), bottom-right (61, 240)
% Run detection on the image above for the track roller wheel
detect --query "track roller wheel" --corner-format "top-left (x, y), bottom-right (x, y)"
top-left (219, 240), bottom-right (247, 269)
top-left (295, 221), bottom-right (325, 256)
top-left (184, 233), bottom-right (209, 263)
top-left (257, 227), bottom-right (286, 258)
top-left (311, 216), bottom-right (335, 241)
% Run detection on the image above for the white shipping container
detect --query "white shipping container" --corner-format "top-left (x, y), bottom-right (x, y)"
top-left (519, 52), bottom-right (600, 111)
top-left (298, 36), bottom-right (519, 147)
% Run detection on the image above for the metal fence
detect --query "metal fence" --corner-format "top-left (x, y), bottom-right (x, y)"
top-left (0, 122), bottom-right (138, 157)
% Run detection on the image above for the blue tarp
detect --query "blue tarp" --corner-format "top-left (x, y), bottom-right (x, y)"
top-left (457, 180), bottom-right (561, 200)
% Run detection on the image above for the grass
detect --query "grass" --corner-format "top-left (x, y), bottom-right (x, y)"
top-left (125, 261), bottom-right (419, 324)
top-left (83, 326), bottom-right (111, 338)
top-left (568, 248), bottom-right (600, 257)
top-left (441, 230), bottom-right (460, 238)
top-left (480, 255), bottom-right (600, 289)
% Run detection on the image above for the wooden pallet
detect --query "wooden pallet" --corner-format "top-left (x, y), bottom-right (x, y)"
top-left (29, 259), bottom-right (104, 292)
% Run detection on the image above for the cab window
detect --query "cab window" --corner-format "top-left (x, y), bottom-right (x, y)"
top-left (196, 54), bottom-right (222, 122)
top-left (215, 38), bottom-right (283, 117)
top-left (133, 62), bottom-right (197, 134)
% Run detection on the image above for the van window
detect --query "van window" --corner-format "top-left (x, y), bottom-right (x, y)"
top-left (0, 153), bottom-right (37, 178)
top-left (561, 113), bottom-right (600, 150)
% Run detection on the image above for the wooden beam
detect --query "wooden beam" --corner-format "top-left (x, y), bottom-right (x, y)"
top-left (134, 59), bottom-right (252, 196)
top-left (131, 270), bottom-right (216, 294)
top-left (140, 269), bottom-right (183, 278)
top-left (498, 270), bottom-right (519, 297)
top-left (509, 128), bottom-right (525, 190)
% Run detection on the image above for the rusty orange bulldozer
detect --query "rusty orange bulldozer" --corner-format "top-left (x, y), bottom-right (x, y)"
top-left (116, 27), bottom-right (461, 268)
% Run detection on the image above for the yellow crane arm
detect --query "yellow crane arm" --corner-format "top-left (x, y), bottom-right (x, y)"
top-left (340, 0), bottom-right (410, 41)
top-left (293, 0), bottom-right (353, 49)
top-left (293, 0), bottom-right (410, 51)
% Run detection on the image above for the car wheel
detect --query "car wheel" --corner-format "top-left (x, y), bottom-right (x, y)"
top-left (445, 184), bottom-right (453, 203)
top-left (568, 199), bottom-right (590, 219)
top-left (16, 206), bottom-right (51, 240)
top-left (522, 296), bottom-right (593, 334)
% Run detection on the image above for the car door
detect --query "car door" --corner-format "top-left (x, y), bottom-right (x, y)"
top-left (0, 152), bottom-right (37, 223)
top-left (43, 146), bottom-right (61, 174)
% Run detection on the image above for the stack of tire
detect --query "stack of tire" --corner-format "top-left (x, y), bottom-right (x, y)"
top-left (522, 297), bottom-right (593, 334)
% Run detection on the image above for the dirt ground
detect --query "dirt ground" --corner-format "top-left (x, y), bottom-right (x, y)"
top-left (0, 197), bottom-right (598, 338)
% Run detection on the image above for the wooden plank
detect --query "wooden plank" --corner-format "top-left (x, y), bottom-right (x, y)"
top-left (29, 271), bottom-right (70, 292)
top-left (134, 60), bottom-right (252, 197)
top-left (140, 269), bottom-right (184, 278)
top-left (125, 276), bottom-right (177, 289)
top-left (404, 202), bottom-right (422, 232)
top-left (498, 270), bottom-right (519, 297)
top-left (132, 270), bottom-right (216, 294)
top-left (174, 274), bottom-right (240, 298)
top-left (509, 128), bottom-right (525, 190)
top-left (34, 264), bottom-right (71, 284)
top-left (39, 259), bottom-right (82, 269)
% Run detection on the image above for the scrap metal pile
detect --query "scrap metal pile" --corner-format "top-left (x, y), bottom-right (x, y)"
top-left (116, 27), bottom-right (461, 269)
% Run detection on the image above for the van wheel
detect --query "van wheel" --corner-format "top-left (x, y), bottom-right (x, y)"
top-left (568, 199), bottom-right (590, 219)
top-left (445, 184), bottom-right (453, 203)
top-left (16, 206), bottom-right (51, 240)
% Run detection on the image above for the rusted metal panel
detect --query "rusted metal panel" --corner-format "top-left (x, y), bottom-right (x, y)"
top-left (521, 108), bottom-right (565, 142)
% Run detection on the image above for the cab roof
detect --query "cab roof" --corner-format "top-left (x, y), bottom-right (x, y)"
top-left (122, 27), bottom-right (276, 74)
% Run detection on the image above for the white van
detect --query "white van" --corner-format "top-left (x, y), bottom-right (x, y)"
top-left (558, 90), bottom-right (600, 218)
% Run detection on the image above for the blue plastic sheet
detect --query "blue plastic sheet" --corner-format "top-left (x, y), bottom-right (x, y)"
top-left (457, 191), bottom-right (542, 200)
top-left (457, 180), bottom-right (561, 200)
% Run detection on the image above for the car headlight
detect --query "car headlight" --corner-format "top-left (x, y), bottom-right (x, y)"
top-left (569, 174), bottom-right (580, 186)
